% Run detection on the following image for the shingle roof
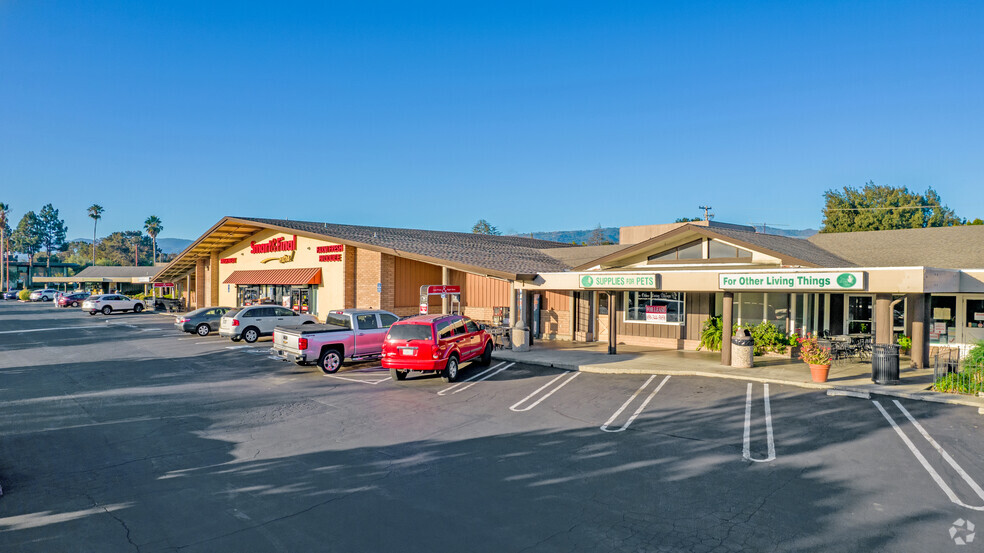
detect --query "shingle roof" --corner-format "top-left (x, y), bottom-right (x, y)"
top-left (73, 266), bottom-right (163, 278)
top-left (706, 227), bottom-right (856, 267)
top-left (237, 217), bottom-right (578, 275)
top-left (540, 244), bottom-right (631, 268)
top-left (807, 226), bottom-right (984, 269)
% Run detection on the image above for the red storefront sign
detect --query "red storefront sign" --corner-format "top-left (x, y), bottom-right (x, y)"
top-left (319, 254), bottom-right (342, 262)
top-left (220, 257), bottom-right (237, 264)
top-left (316, 244), bottom-right (344, 253)
top-left (426, 285), bottom-right (461, 295)
top-left (250, 235), bottom-right (297, 254)
top-left (153, 282), bottom-right (175, 288)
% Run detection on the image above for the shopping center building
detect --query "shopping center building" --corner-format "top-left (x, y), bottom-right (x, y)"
top-left (156, 217), bottom-right (984, 369)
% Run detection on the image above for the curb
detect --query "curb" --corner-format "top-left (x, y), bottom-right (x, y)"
top-left (491, 353), bottom-right (984, 411)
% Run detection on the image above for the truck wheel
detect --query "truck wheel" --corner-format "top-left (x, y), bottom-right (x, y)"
top-left (196, 324), bottom-right (210, 337)
top-left (102, 306), bottom-right (112, 315)
top-left (441, 356), bottom-right (459, 383)
top-left (390, 369), bottom-right (408, 381)
top-left (243, 327), bottom-right (259, 343)
top-left (480, 343), bottom-right (492, 365)
top-left (319, 349), bottom-right (342, 374)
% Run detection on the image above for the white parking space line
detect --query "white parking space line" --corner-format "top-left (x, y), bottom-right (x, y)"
top-left (322, 373), bottom-right (390, 385)
top-left (0, 325), bottom-right (106, 334)
top-left (600, 375), bottom-right (670, 432)
top-left (437, 362), bottom-right (510, 396)
top-left (510, 371), bottom-right (580, 412)
top-left (874, 400), bottom-right (984, 511)
top-left (743, 383), bottom-right (776, 462)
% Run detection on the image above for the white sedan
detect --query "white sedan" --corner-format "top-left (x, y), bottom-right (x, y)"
top-left (82, 294), bottom-right (145, 315)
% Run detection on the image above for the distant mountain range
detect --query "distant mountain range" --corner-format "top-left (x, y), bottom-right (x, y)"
top-left (517, 224), bottom-right (817, 244)
top-left (71, 237), bottom-right (193, 254)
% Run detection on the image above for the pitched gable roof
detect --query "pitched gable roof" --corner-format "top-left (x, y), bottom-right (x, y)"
top-left (573, 224), bottom-right (854, 270)
top-left (807, 226), bottom-right (984, 269)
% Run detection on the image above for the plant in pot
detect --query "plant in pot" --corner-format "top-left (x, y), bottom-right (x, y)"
top-left (797, 334), bottom-right (832, 383)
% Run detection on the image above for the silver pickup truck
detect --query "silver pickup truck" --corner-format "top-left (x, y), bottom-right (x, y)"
top-left (271, 309), bottom-right (400, 374)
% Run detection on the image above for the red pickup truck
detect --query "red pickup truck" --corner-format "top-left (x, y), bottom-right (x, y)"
top-left (382, 314), bottom-right (494, 382)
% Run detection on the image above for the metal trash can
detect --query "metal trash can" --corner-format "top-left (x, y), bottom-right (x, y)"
top-left (871, 343), bottom-right (900, 385)
top-left (731, 328), bottom-right (754, 368)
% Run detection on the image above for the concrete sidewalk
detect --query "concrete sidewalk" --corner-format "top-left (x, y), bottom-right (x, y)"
top-left (492, 340), bottom-right (984, 410)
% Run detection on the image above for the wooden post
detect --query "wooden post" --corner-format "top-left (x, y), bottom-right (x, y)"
top-left (875, 294), bottom-right (892, 344)
top-left (608, 292), bottom-right (616, 355)
top-left (909, 293), bottom-right (930, 369)
top-left (722, 292), bottom-right (734, 366)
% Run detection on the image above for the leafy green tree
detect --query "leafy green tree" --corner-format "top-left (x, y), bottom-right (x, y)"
top-left (61, 240), bottom-right (95, 266)
top-left (471, 219), bottom-right (501, 235)
top-left (38, 204), bottom-right (68, 275)
top-left (675, 217), bottom-right (702, 223)
top-left (87, 204), bottom-right (104, 266)
top-left (820, 181), bottom-right (962, 233)
top-left (95, 231), bottom-right (155, 266)
top-left (144, 215), bottom-right (163, 264)
top-left (0, 202), bottom-right (10, 291)
top-left (12, 211), bottom-right (43, 283)
top-left (966, 218), bottom-right (984, 226)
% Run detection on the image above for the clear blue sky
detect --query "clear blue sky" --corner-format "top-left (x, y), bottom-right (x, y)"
top-left (2, 1), bottom-right (982, 240)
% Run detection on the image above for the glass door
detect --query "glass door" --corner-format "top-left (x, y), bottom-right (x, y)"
top-left (290, 288), bottom-right (310, 313)
top-left (846, 295), bottom-right (872, 335)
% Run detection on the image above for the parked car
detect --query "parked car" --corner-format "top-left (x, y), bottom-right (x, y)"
top-left (382, 314), bottom-right (494, 382)
top-left (82, 294), bottom-right (146, 315)
top-left (271, 309), bottom-right (400, 372)
top-left (2, 290), bottom-right (19, 300)
top-left (29, 289), bottom-right (59, 302)
top-left (175, 307), bottom-right (234, 336)
top-left (219, 305), bottom-right (318, 343)
top-left (57, 292), bottom-right (90, 308)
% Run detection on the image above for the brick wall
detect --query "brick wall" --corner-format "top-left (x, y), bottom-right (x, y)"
top-left (354, 249), bottom-right (395, 310)
top-left (344, 247), bottom-right (356, 308)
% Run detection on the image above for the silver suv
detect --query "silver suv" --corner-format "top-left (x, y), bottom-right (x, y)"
top-left (219, 305), bottom-right (319, 343)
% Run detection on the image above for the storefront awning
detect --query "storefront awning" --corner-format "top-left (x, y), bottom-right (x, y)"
top-left (223, 268), bottom-right (323, 286)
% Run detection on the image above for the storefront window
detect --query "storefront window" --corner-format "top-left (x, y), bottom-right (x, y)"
top-left (738, 293), bottom-right (765, 326)
top-left (847, 296), bottom-right (872, 335)
top-left (624, 291), bottom-right (684, 324)
top-left (966, 299), bottom-right (984, 329)
top-left (929, 295), bottom-right (957, 345)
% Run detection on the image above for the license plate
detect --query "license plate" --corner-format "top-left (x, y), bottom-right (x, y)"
top-left (400, 347), bottom-right (416, 355)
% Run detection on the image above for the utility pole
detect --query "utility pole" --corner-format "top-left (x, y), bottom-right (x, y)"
top-left (699, 205), bottom-right (712, 221)
top-left (134, 238), bottom-right (139, 266)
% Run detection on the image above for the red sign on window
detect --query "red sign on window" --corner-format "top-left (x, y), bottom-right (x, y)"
top-left (645, 305), bottom-right (667, 323)
top-left (426, 285), bottom-right (461, 295)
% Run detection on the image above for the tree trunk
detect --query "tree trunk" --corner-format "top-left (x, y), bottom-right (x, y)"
top-left (92, 222), bottom-right (97, 266)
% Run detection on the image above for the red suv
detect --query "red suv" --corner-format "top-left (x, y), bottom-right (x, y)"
top-left (382, 314), bottom-right (494, 382)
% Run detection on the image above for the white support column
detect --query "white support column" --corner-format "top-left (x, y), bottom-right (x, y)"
top-left (823, 293), bottom-right (831, 334)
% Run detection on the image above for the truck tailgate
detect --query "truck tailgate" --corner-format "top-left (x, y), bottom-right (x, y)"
top-left (272, 327), bottom-right (304, 355)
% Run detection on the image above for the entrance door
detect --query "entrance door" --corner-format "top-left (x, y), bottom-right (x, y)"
top-left (291, 288), bottom-right (310, 313)
top-left (596, 292), bottom-right (610, 343)
top-left (845, 295), bottom-right (873, 335)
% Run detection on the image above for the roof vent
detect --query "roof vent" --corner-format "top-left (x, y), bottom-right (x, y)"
top-left (373, 232), bottom-right (378, 239)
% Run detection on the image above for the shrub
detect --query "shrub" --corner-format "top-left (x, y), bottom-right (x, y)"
top-left (18, 289), bottom-right (30, 301)
top-left (697, 317), bottom-right (723, 351)
top-left (896, 334), bottom-right (912, 353)
top-left (963, 340), bottom-right (984, 369)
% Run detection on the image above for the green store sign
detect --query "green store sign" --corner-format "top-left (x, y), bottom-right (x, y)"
top-left (719, 271), bottom-right (865, 291)
top-left (579, 273), bottom-right (658, 289)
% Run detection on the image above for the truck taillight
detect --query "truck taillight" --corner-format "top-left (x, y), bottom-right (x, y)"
top-left (232, 319), bottom-right (240, 327)
top-left (298, 338), bottom-right (308, 350)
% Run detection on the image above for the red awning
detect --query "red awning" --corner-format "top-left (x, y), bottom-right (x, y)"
top-left (223, 268), bottom-right (322, 286)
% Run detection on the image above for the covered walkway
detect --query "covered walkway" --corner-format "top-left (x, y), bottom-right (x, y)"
top-left (491, 340), bottom-right (984, 409)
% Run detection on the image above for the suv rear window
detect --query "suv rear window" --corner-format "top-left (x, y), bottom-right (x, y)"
top-left (387, 324), bottom-right (433, 341)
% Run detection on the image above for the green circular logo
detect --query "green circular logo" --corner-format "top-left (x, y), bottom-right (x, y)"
top-left (836, 273), bottom-right (857, 288)
top-left (581, 275), bottom-right (594, 288)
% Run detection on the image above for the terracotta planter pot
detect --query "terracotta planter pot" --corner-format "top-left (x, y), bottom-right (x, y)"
top-left (809, 363), bottom-right (831, 383)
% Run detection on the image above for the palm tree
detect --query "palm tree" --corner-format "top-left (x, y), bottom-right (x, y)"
top-left (0, 202), bottom-right (9, 291)
top-left (144, 215), bottom-right (163, 265)
top-left (87, 204), bottom-right (103, 266)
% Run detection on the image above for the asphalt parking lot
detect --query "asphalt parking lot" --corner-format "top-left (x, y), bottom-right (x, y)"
top-left (1, 301), bottom-right (983, 552)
